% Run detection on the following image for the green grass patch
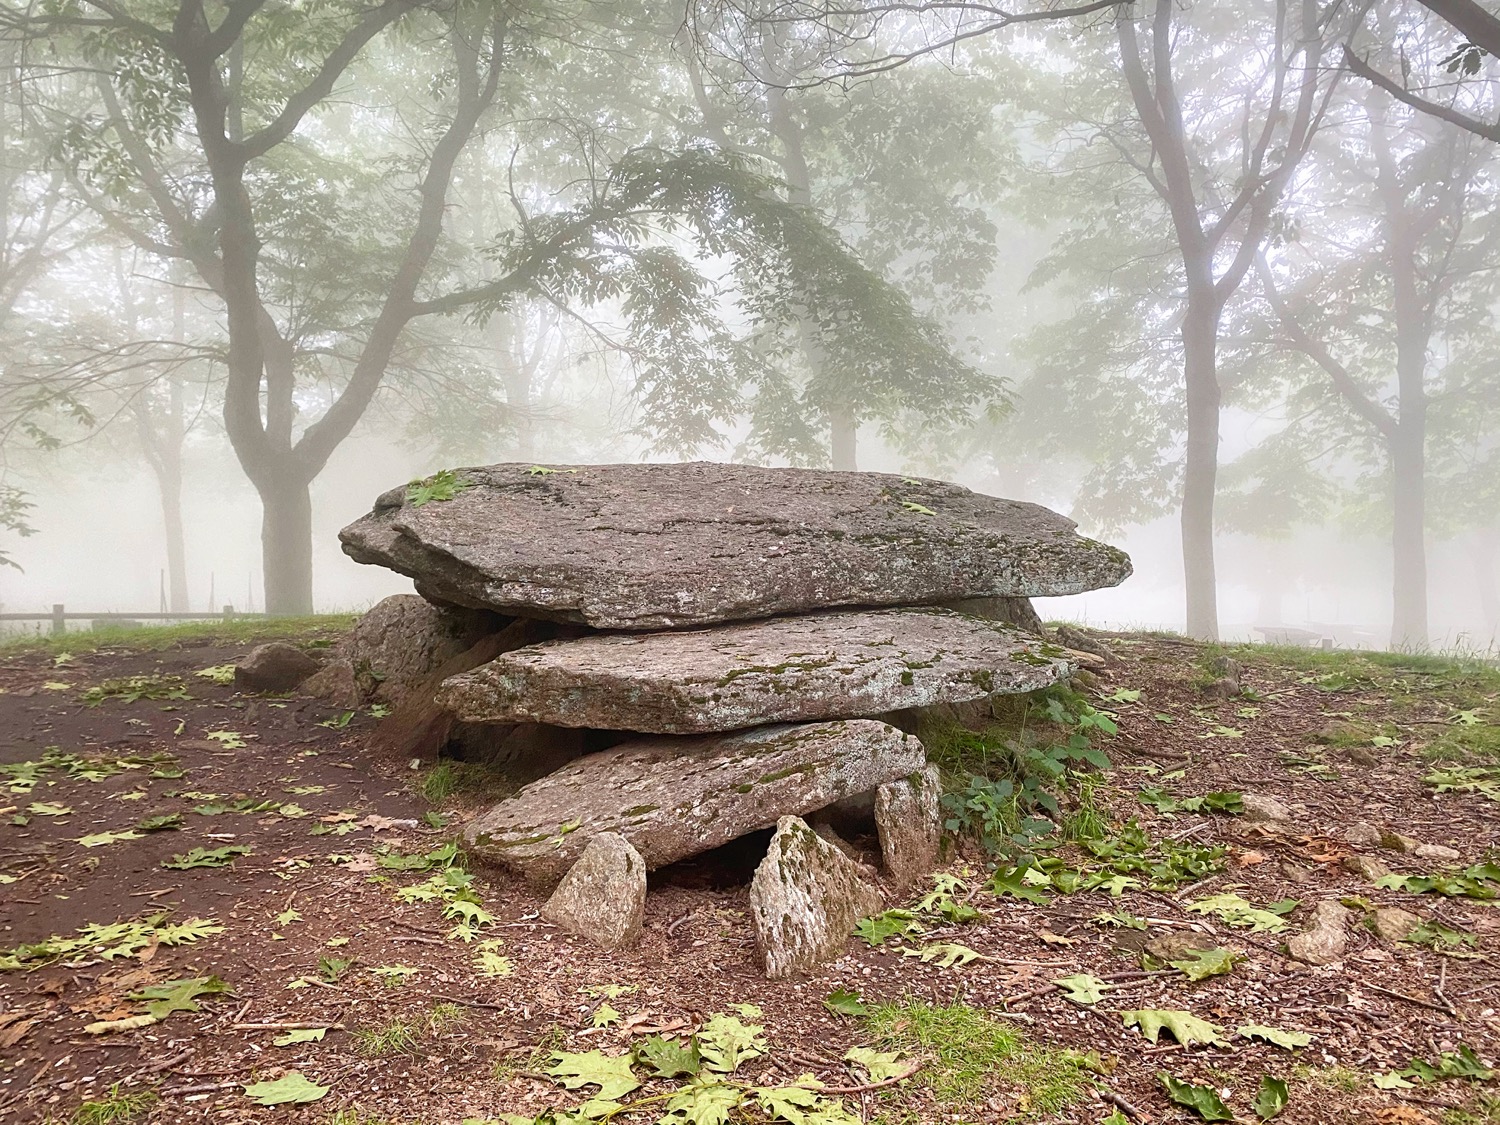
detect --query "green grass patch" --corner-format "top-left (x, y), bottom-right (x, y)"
top-left (416, 759), bottom-right (509, 805)
top-left (866, 1001), bottom-right (1093, 1117)
top-left (70, 1084), bottom-right (157, 1124)
top-left (353, 1017), bottom-right (420, 1058)
top-left (1228, 643), bottom-right (1500, 710)
top-left (0, 615), bottom-right (355, 658)
top-left (1423, 722), bottom-right (1500, 765)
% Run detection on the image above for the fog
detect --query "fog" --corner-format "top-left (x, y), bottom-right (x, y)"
top-left (1, 0), bottom-right (1497, 652)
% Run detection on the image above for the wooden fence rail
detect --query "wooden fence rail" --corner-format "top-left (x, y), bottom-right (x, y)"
top-left (0, 605), bottom-right (262, 634)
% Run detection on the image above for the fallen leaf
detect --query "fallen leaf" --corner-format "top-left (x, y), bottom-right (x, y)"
top-left (242, 1071), bottom-right (329, 1105)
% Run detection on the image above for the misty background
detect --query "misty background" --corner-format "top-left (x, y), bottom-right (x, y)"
top-left (0, 0), bottom-right (1496, 651)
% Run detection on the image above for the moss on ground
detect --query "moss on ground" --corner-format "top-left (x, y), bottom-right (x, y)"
top-left (866, 1001), bottom-right (1093, 1120)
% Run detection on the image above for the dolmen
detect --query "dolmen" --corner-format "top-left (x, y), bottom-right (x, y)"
top-left (326, 461), bottom-right (1131, 975)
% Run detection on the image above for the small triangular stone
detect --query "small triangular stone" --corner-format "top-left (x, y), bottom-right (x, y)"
top-left (541, 832), bottom-right (646, 951)
top-left (875, 765), bottom-right (942, 886)
top-left (750, 816), bottom-right (882, 979)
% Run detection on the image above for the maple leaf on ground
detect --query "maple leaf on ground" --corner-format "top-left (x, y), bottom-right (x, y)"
top-left (273, 1028), bottom-right (327, 1046)
top-left (242, 1071), bottom-right (329, 1106)
top-left (1160, 1074), bottom-right (1233, 1121)
top-left (1123, 1010), bottom-right (1227, 1047)
top-left (636, 1034), bottom-right (702, 1079)
top-left (663, 1078), bottom-right (741, 1125)
top-left (1171, 948), bottom-right (1239, 981)
top-left (1238, 1024), bottom-right (1313, 1050)
top-left (545, 1049), bottom-right (641, 1101)
top-left (844, 1046), bottom-right (907, 1082)
top-left (823, 988), bottom-right (867, 1017)
top-left (1053, 973), bottom-right (1112, 1005)
top-left (698, 1013), bottom-right (767, 1074)
top-left (128, 975), bottom-right (229, 1019)
top-left (1253, 1075), bottom-right (1290, 1120)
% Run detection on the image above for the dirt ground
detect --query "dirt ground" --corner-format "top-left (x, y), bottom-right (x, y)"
top-left (1, 622), bottom-right (1497, 1125)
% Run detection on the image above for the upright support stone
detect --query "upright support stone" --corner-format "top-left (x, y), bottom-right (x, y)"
top-left (750, 816), bottom-right (882, 979)
top-left (875, 765), bottom-right (943, 885)
top-left (542, 832), bottom-right (646, 951)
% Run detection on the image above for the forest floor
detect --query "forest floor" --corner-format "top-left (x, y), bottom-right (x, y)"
top-left (1, 619), bottom-right (1498, 1125)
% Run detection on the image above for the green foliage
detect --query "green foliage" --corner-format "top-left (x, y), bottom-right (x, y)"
top-left (1170, 948), bottom-right (1239, 981)
top-left (1426, 766), bottom-right (1500, 802)
top-left (0, 484), bottom-right (37, 572)
top-left (1238, 1025), bottom-right (1313, 1050)
top-left (936, 686), bottom-right (1115, 857)
top-left (1053, 973), bottom-right (1111, 1004)
top-left (406, 469), bottom-right (471, 507)
top-left (823, 989), bottom-right (867, 1017)
top-left (1187, 893), bottom-right (1298, 931)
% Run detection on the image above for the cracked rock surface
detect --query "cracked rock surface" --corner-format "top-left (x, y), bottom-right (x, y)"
top-left (462, 718), bottom-right (924, 883)
top-left (340, 461), bottom-right (1132, 630)
top-left (437, 607), bottom-right (1073, 733)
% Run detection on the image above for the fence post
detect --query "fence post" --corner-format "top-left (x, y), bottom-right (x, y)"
top-left (51, 604), bottom-right (65, 635)
top-left (222, 604), bottom-right (235, 622)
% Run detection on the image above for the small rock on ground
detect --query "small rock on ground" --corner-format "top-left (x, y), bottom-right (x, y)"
top-left (874, 765), bottom-right (942, 885)
top-left (1344, 822), bottom-right (1382, 847)
top-left (1342, 854), bottom-right (1392, 881)
top-left (541, 832), bottom-right (646, 951)
top-left (1287, 899), bottom-right (1350, 965)
top-left (1368, 906), bottom-right (1423, 943)
top-left (1415, 842), bottom-right (1461, 862)
top-left (1240, 793), bottom-right (1294, 823)
top-left (234, 642), bottom-right (321, 692)
top-left (301, 657), bottom-right (362, 709)
top-left (750, 816), bottom-right (882, 979)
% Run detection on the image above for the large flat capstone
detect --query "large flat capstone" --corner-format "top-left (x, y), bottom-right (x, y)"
top-left (461, 718), bottom-right (924, 883)
top-left (340, 462), bottom-right (1132, 630)
top-left (436, 608), bottom-right (1073, 733)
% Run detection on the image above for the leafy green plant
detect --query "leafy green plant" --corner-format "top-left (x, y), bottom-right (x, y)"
top-left (406, 469), bottom-right (470, 506)
top-left (937, 686), bottom-right (1116, 857)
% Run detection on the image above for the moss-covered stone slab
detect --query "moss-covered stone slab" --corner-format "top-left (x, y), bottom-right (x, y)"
top-left (461, 719), bottom-right (924, 883)
top-left (436, 608), bottom-right (1072, 733)
top-left (340, 461), bottom-right (1132, 630)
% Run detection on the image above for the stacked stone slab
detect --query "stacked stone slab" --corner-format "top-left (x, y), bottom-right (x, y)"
top-left (337, 461), bottom-right (1131, 973)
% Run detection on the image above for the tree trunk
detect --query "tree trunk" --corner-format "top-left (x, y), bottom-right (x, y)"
top-left (1380, 133), bottom-right (1431, 651)
top-left (488, 313), bottom-right (535, 460)
top-left (829, 404), bottom-right (857, 471)
top-left (259, 473), bottom-right (314, 615)
top-left (1180, 291), bottom-right (1222, 640)
top-left (1471, 527), bottom-right (1499, 641)
top-left (158, 454), bottom-right (189, 613)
